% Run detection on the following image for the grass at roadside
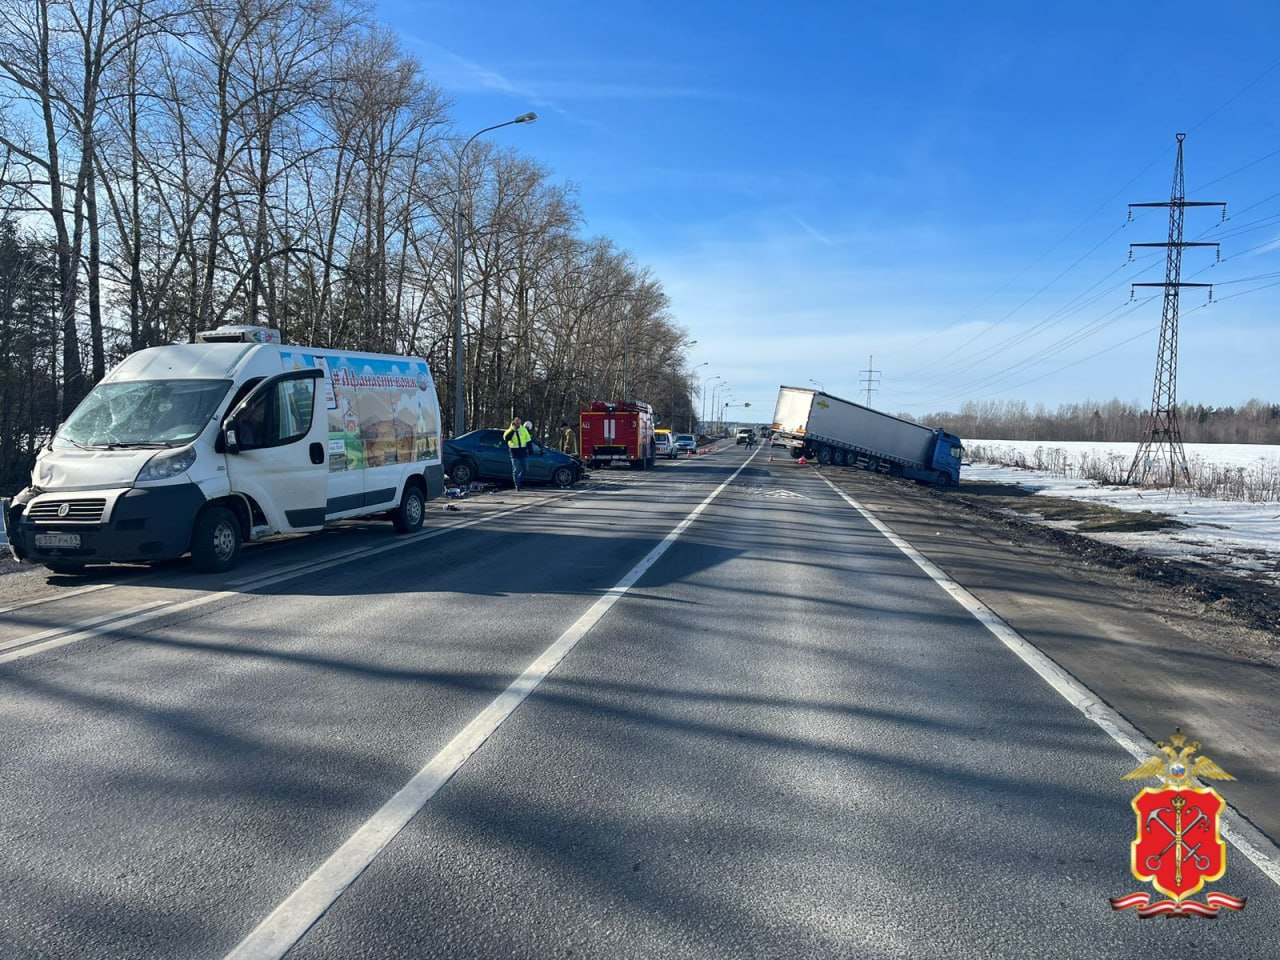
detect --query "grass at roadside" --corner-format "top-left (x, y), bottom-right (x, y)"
top-left (954, 482), bottom-right (1186, 533)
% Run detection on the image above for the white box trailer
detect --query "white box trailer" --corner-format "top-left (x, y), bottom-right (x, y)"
top-left (5, 326), bottom-right (445, 573)
top-left (771, 386), bottom-right (962, 485)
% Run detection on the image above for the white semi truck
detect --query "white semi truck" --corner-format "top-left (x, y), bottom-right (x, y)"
top-left (4, 325), bottom-right (444, 574)
top-left (771, 386), bottom-right (963, 486)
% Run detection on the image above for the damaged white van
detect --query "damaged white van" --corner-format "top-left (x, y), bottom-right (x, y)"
top-left (4, 325), bottom-right (445, 574)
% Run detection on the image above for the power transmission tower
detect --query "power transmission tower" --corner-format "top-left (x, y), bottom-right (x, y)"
top-left (1125, 133), bottom-right (1225, 487)
top-left (860, 355), bottom-right (880, 406)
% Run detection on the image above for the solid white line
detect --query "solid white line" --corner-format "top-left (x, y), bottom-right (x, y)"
top-left (819, 473), bottom-right (1280, 890)
top-left (0, 582), bottom-right (111, 615)
top-left (0, 601), bottom-right (172, 654)
top-left (0, 502), bottom-right (546, 666)
top-left (223, 449), bottom-right (760, 960)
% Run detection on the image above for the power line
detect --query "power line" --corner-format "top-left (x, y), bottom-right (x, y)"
top-left (878, 145), bottom-right (1173, 367)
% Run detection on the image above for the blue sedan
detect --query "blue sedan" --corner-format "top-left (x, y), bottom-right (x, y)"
top-left (443, 429), bottom-right (582, 488)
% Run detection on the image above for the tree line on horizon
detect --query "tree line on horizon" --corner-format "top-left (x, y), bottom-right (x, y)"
top-left (921, 397), bottom-right (1280, 445)
top-left (0, 0), bottom-right (698, 495)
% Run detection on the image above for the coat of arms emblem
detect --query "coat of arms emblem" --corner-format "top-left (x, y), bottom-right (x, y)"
top-left (1111, 729), bottom-right (1246, 918)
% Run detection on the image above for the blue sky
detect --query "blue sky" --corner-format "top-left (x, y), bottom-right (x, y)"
top-left (379, 0), bottom-right (1280, 421)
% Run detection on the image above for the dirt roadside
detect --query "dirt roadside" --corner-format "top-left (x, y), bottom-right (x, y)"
top-left (818, 465), bottom-right (1280, 848)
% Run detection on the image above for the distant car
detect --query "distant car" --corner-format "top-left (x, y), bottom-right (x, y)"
top-left (444, 429), bottom-right (581, 488)
top-left (735, 428), bottom-right (754, 444)
top-left (673, 433), bottom-right (697, 455)
top-left (654, 430), bottom-right (677, 459)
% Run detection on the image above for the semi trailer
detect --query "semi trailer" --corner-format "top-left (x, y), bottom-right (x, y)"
top-left (770, 386), bottom-right (962, 486)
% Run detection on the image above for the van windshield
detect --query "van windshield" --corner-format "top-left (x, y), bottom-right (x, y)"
top-left (56, 379), bottom-right (232, 449)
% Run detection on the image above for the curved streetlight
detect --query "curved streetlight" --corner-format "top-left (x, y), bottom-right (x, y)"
top-left (808, 378), bottom-right (825, 393)
top-left (701, 374), bottom-right (722, 430)
top-left (453, 112), bottom-right (537, 437)
top-left (712, 383), bottom-right (730, 417)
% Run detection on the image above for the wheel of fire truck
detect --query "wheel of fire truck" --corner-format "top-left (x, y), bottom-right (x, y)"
top-left (816, 446), bottom-right (833, 466)
top-left (449, 459), bottom-right (477, 486)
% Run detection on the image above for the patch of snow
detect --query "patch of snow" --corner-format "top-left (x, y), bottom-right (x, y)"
top-left (962, 441), bottom-right (1280, 586)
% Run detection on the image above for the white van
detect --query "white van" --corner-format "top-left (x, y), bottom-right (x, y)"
top-left (4, 326), bottom-right (444, 574)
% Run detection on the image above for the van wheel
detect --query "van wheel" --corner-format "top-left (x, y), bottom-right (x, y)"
top-left (551, 465), bottom-right (576, 488)
top-left (191, 505), bottom-right (241, 573)
top-left (393, 484), bottom-right (426, 533)
top-left (450, 460), bottom-right (476, 485)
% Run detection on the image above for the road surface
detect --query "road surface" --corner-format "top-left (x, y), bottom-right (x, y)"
top-left (1, 445), bottom-right (1276, 959)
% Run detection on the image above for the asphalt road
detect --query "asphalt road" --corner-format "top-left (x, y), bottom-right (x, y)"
top-left (0, 445), bottom-right (1276, 959)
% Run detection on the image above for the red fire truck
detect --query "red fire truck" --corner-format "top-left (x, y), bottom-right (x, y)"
top-left (579, 400), bottom-right (656, 469)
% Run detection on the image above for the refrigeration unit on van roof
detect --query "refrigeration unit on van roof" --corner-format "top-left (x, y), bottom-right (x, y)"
top-left (195, 325), bottom-right (281, 344)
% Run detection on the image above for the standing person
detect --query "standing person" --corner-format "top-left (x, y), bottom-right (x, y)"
top-left (559, 420), bottom-right (579, 457)
top-left (504, 417), bottom-right (533, 491)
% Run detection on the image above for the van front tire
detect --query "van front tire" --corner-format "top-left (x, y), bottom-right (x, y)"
top-left (393, 484), bottom-right (425, 533)
top-left (191, 505), bottom-right (242, 573)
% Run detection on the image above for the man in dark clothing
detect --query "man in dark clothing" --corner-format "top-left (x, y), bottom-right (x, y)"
top-left (504, 417), bottom-right (533, 490)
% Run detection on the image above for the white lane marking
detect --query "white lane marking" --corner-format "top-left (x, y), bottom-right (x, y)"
top-left (0, 501), bottom-right (549, 666)
top-left (223, 449), bottom-right (761, 960)
top-left (0, 582), bottom-right (112, 615)
top-left (0, 601), bottom-right (171, 655)
top-left (819, 473), bottom-right (1280, 890)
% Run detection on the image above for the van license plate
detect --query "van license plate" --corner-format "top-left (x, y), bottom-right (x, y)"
top-left (35, 533), bottom-right (80, 548)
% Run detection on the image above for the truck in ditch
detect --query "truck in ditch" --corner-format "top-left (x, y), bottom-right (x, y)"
top-left (770, 386), bottom-right (962, 486)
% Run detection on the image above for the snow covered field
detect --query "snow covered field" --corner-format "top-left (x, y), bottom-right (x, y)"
top-left (964, 440), bottom-right (1280, 586)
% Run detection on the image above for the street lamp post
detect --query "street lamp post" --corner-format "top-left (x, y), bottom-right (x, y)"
top-left (711, 383), bottom-right (730, 433)
top-left (677, 360), bottom-right (707, 431)
top-left (808, 378), bottom-right (825, 393)
top-left (720, 399), bottom-right (736, 435)
top-left (453, 112), bottom-right (537, 438)
top-left (701, 374), bottom-right (721, 432)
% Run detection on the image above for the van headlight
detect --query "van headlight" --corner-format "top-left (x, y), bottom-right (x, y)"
top-left (136, 446), bottom-right (197, 482)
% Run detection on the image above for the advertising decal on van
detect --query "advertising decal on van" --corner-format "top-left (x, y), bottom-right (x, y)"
top-left (281, 352), bottom-right (440, 473)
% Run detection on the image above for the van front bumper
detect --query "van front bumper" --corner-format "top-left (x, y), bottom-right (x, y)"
top-left (11, 485), bottom-right (206, 566)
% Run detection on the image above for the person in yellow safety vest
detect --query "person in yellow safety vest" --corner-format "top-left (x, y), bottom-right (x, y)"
top-left (559, 421), bottom-right (578, 457)
top-left (503, 417), bottom-right (533, 491)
